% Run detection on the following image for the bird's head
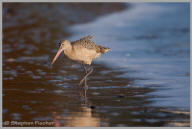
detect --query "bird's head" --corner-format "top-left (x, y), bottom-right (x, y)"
top-left (51, 40), bottom-right (71, 65)
top-left (59, 40), bottom-right (71, 50)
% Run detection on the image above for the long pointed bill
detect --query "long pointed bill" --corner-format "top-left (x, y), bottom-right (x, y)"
top-left (51, 48), bottom-right (63, 65)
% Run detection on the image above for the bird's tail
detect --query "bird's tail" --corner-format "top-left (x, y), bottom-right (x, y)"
top-left (100, 46), bottom-right (110, 54)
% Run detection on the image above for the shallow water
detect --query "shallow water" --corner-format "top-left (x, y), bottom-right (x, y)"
top-left (3, 3), bottom-right (190, 127)
top-left (70, 3), bottom-right (190, 110)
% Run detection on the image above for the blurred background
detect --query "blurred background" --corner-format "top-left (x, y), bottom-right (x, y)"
top-left (3, 2), bottom-right (190, 127)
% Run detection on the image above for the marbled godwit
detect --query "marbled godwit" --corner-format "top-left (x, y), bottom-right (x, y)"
top-left (51, 35), bottom-right (110, 95)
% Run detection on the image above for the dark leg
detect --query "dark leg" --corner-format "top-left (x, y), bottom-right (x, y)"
top-left (79, 66), bottom-right (93, 86)
top-left (83, 64), bottom-right (88, 74)
top-left (84, 67), bottom-right (88, 98)
top-left (83, 64), bottom-right (88, 88)
top-left (84, 87), bottom-right (87, 98)
top-left (83, 64), bottom-right (88, 98)
top-left (79, 64), bottom-right (93, 98)
top-left (80, 63), bottom-right (88, 86)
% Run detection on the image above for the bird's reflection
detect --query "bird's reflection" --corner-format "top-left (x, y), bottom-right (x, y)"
top-left (52, 64), bottom-right (102, 127)
top-left (52, 95), bottom-right (101, 127)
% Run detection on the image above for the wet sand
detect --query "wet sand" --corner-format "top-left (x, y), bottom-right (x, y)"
top-left (3, 3), bottom-right (190, 127)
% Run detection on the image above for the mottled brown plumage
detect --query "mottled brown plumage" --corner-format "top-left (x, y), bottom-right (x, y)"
top-left (71, 35), bottom-right (109, 54)
top-left (52, 35), bottom-right (110, 65)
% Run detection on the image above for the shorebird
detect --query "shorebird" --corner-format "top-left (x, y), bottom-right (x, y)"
top-left (51, 35), bottom-right (110, 95)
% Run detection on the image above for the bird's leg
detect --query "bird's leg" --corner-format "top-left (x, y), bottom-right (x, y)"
top-left (79, 65), bottom-right (94, 98)
top-left (84, 75), bottom-right (88, 98)
top-left (79, 63), bottom-right (87, 86)
top-left (84, 87), bottom-right (87, 98)
top-left (83, 66), bottom-right (94, 98)
top-left (82, 64), bottom-right (88, 74)
top-left (83, 64), bottom-right (88, 98)
top-left (83, 64), bottom-right (88, 87)
top-left (80, 63), bottom-right (88, 86)
top-left (79, 66), bottom-right (94, 86)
